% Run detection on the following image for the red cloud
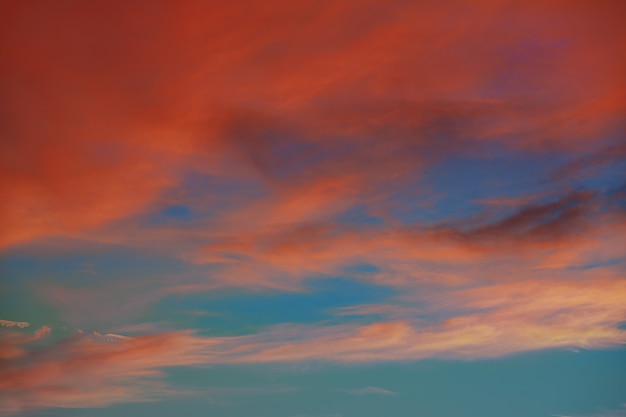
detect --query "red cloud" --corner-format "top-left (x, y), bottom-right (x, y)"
top-left (1, 0), bottom-right (624, 249)
top-left (1, 1), bottom-right (625, 412)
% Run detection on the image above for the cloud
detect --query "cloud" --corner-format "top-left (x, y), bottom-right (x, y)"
top-left (289, 414), bottom-right (343, 417)
top-left (4, 277), bottom-right (625, 413)
top-left (332, 304), bottom-right (423, 320)
top-left (226, 278), bottom-right (626, 363)
top-left (552, 143), bottom-right (626, 183)
top-left (553, 405), bottom-right (626, 417)
top-left (36, 185), bottom-right (625, 326)
top-left (343, 387), bottom-right (397, 396)
top-left (3, 0), bottom-right (625, 333)
top-left (0, 321), bottom-right (29, 329)
top-left (1, 1), bottom-right (625, 413)
top-left (191, 188), bottom-right (624, 288)
top-left (1, 0), bottom-right (625, 250)
top-left (0, 325), bottom-right (51, 360)
top-left (0, 328), bottom-right (211, 414)
top-left (429, 191), bottom-right (597, 248)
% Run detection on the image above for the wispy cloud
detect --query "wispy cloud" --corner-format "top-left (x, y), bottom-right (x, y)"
top-left (2, 0), bottom-right (625, 250)
top-left (0, 320), bottom-right (29, 329)
top-left (1, 0), bottom-right (625, 415)
top-left (2, 274), bottom-right (625, 413)
top-left (552, 405), bottom-right (626, 417)
top-left (343, 387), bottom-right (397, 396)
top-left (0, 325), bottom-right (51, 360)
top-left (289, 413), bottom-right (343, 417)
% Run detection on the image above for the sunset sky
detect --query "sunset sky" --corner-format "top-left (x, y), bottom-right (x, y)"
top-left (1, 1), bottom-right (625, 416)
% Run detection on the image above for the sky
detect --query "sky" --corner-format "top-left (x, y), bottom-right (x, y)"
top-left (0, 0), bottom-right (625, 416)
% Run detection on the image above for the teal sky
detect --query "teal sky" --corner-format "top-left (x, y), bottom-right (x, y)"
top-left (1, 1), bottom-right (625, 416)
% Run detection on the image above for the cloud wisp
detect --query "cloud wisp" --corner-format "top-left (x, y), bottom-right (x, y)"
top-left (2, 275), bottom-right (625, 412)
top-left (343, 387), bottom-right (397, 396)
top-left (0, 321), bottom-right (29, 329)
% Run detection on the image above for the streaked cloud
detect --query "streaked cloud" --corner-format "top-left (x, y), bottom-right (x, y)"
top-left (2, 0), bottom-right (625, 250)
top-left (343, 387), bottom-right (397, 396)
top-left (1, 0), bottom-right (624, 415)
top-left (0, 320), bottom-right (29, 329)
top-left (553, 405), bottom-right (626, 417)
top-left (0, 325), bottom-right (51, 360)
top-left (2, 275), bottom-right (624, 412)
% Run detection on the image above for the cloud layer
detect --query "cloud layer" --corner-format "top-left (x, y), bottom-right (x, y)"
top-left (1, 0), bottom-right (625, 414)
top-left (2, 275), bottom-right (625, 412)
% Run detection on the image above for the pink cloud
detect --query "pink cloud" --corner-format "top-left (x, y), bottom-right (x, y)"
top-left (1, 0), bottom-right (624, 250)
top-left (0, 329), bottom-right (210, 413)
top-left (36, 189), bottom-right (625, 326)
top-left (3, 275), bottom-right (625, 412)
top-left (0, 325), bottom-right (50, 360)
top-left (1, 1), bottom-right (624, 412)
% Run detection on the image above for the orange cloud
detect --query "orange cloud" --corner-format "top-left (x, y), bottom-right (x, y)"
top-left (0, 328), bottom-right (214, 413)
top-left (3, 279), bottom-right (625, 409)
top-left (36, 186), bottom-right (624, 326)
top-left (2, 2), bottom-right (624, 410)
top-left (194, 189), bottom-right (624, 285)
top-left (0, 325), bottom-right (50, 360)
top-left (2, 273), bottom-right (625, 412)
top-left (231, 284), bottom-right (626, 364)
top-left (1, 0), bottom-right (624, 250)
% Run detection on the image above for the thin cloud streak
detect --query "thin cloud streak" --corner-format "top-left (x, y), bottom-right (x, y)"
top-left (0, 321), bottom-right (29, 329)
top-left (343, 387), bottom-right (397, 396)
top-left (2, 276), bottom-right (625, 412)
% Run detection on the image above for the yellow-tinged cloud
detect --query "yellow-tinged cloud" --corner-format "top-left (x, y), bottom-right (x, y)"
top-left (2, 277), bottom-right (625, 412)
